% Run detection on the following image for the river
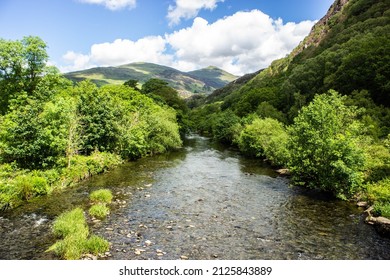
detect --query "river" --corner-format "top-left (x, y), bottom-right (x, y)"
top-left (1, 134), bottom-right (389, 259)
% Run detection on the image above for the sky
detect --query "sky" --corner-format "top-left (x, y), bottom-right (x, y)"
top-left (0, 0), bottom-right (335, 75)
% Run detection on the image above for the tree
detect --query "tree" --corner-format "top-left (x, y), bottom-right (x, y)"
top-left (142, 78), bottom-right (189, 136)
top-left (238, 117), bottom-right (289, 166)
top-left (0, 36), bottom-right (48, 113)
top-left (22, 36), bottom-right (48, 92)
top-left (288, 90), bottom-right (365, 198)
top-left (76, 81), bottom-right (119, 155)
top-left (123, 79), bottom-right (139, 90)
top-left (212, 110), bottom-right (241, 144)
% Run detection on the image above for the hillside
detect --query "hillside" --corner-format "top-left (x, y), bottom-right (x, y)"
top-left (201, 0), bottom-right (390, 135)
top-left (64, 62), bottom-right (237, 97)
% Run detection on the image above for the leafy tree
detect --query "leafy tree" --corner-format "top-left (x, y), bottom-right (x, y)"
top-left (0, 36), bottom-right (48, 113)
top-left (212, 110), bottom-right (241, 144)
top-left (238, 117), bottom-right (289, 166)
top-left (76, 81), bottom-right (119, 155)
top-left (256, 101), bottom-right (286, 123)
top-left (288, 91), bottom-right (366, 198)
top-left (142, 78), bottom-right (190, 136)
top-left (123, 79), bottom-right (139, 90)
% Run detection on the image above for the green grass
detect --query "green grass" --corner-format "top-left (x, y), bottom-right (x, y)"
top-left (52, 208), bottom-right (89, 239)
top-left (373, 202), bottom-right (390, 219)
top-left (89, 203), bottom-right (110, 219)
top-left (85, 235), bottom-right (110, 254)
top-left (365, 178), bottom-right (390, 203)
top-left (48, 207), bottom-right (109, 259)
top-left (90, 189), bottom-right (113, 204)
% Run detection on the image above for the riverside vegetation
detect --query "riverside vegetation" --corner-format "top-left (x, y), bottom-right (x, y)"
top-left (190, 0), bottom-right (390, 221)
top-left (0, 37), bottom-right (184, 258)
top-left (0, 0), bottom-right (389, 259)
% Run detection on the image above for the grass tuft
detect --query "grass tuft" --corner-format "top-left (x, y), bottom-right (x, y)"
top-left (89, 189), bottom-right (113, 204)
top-left (89, 203), bottom-right (110, 219)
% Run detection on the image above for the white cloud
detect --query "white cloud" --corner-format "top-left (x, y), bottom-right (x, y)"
top-left (167, 0), bottom-right (224, 26)
top-left (78, 0), bottom-right (136, 11)
top-left (61, 51), bottom-right (96, 72)
top-left (60, 10), bottom-right (315, 75)
top-left (166, 10), bottom-right (315, 75)
top-left (61, 36), bottom-right (171, 72)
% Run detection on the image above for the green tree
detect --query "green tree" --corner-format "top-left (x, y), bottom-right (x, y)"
top-left (288, 90), bottom-right (366, 198)
top-left (123, 79), bottom-right (139, 90)
top-left (212, 110), bottom-right (241, 144)
top-left (142, 78), bottom-right (189, 136)
top-left (238, 117), bottom-right (289, 166)
top-left (76, 81), bottom-right (119, 155)
top-left (0, 36), bottom-right (48, 113)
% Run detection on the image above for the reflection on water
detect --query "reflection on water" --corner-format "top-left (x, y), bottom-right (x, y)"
top-left (0, 135), bottom-right (389, 259)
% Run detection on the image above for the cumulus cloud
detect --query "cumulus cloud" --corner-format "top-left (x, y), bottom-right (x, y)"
top-left (61, 36), bottom-right (171, 72)
top-left (167, 0), bottom-right (224, 26)
top-left (61, 10), bottom-right (315, 75)
top-left (166, 10), bottom-right (315, 75)
top-left (78, 0), bottom-right (136, 11)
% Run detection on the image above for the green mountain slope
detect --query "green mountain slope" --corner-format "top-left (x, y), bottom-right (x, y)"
top-left (203, 0), bottom-right (389, 134)
top-left (64, 62), bottom-right (237, 97)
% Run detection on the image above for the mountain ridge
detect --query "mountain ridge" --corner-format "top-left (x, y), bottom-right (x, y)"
top-left (64, 62), bottom-right (238, 97)
top-left (201, 0), bottom-right (389, 122)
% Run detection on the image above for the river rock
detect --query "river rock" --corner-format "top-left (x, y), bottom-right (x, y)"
top-left (365, 215), bottom-right (390, 238)
top-left (180, 255), bottom-right (189, 260)
top-left (357, 201), bottom-right (368, 208)
top-left (276, 168), bottom-right (290, 176)
top-left (145, 240), bottom-right (152, 246)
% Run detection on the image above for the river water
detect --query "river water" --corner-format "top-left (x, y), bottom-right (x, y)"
top-left (1, 135), bottom-right (389, 260)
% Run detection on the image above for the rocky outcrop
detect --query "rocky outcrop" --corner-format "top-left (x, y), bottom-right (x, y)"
top-left (291, 0), bottom-right (350, 57)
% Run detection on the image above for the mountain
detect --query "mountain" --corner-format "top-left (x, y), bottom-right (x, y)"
top-left (201, 0), bottom-right (389, 134)
top-left (64, 62), bottom-right (237, 97)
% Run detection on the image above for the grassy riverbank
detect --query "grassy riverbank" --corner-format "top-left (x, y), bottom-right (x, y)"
top-left (0, 151), bottom-right (122, 211)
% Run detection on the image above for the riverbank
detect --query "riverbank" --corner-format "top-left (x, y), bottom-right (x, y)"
top-left (0, 151), bottom-right (123, 211)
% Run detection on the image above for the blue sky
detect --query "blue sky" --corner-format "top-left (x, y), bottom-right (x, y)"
top-left (0, 0), bottom-right (334, 75)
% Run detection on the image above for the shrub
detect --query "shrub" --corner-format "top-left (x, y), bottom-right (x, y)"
top-left (365, 178), bottom-right (390, 203)
top-left (372, 202), bottom-right (390, 219)
top-left (288, 91), bottom-right (365, 198)
top-left (238, 117), bottom-right (289, 166)
top-left (212, 110), bottom-right (242, 144)
top-left (14, 174), bottom-right (49, 201)
top-left (89, 189), bottom-right (113, 204)
top-left (89, 203), bottom-right (110, 219)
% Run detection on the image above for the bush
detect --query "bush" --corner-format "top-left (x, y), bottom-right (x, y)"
top-left (238, 117), bottom-right (289, 166)
top-left (288, 91), bottom-right (366, 198)
top-left (89, 203), bottom-right (110, 219)
top-left (365, 178), bottom-right (390, 203)
top-left (373, 202), bottom-right (390, 219)
top-left (212, 110), bottom-right (242, 144)
top-left (89, 189), bottom-right (113, 204)
top-left (14, 174), bottom-right (49, 201)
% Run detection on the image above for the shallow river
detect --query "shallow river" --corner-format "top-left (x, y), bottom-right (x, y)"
top-left (1, 135), bottom-right (390, 260)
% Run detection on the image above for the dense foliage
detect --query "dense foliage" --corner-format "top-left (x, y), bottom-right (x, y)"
top-left (190, 0), bottom-right (390, 208)
top-left (0, 37), bottom-right (184, 210)
top-left (238, 117), bottom-right (289, 167)
top-left (288, 91), bottom-right (366, 198)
